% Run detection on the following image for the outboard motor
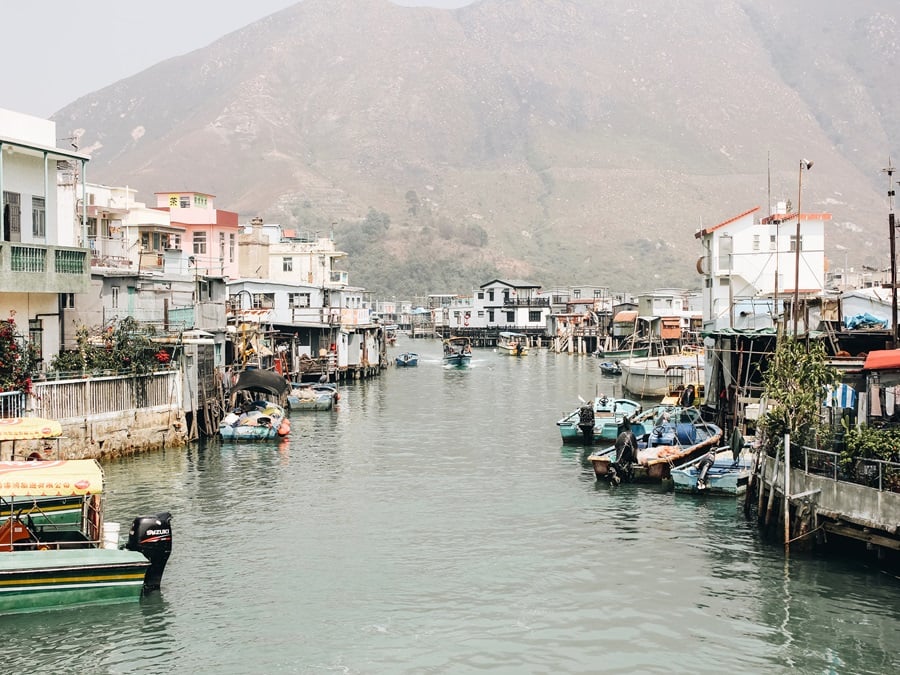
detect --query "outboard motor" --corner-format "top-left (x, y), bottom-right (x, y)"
top-left (125, 512), bottom-right (173, 593)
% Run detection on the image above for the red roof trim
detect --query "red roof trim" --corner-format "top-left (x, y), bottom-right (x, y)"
top-left (863, 349), bottom-right (900, 371)
top-left (694, 207), bottom-right (760, 239)
top-left (760, 212), bottom-right (832, 224)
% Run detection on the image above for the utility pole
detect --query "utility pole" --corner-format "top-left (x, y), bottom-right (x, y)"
top-left (884, 160), bottom-right (897, 348)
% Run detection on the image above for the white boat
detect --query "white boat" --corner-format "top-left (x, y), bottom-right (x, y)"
top-left (498, 331), bottom-right (528, 356)
top-left (620, 347), bottom-right (705, 398)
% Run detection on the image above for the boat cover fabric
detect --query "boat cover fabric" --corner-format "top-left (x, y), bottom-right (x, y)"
top-left (0, 459), bottom-right (103, 496)
top-left (232, 369), bottom-right (290, 396)
top-left (0, 417), bottom-right (62, 441)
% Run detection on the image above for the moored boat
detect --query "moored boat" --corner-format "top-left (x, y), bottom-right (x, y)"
top-left (619, 347), bottom-right (705, 398)
top-left (498, 332), bottom-right (528, 356)
top-left (286, 382), bottom-right (339, 411)
top-left (221, 370), bottom-right (291, 440)
top-left (587, 407), bottom-right (722, 483)
top-left (671, 447), bottom-right (754, 495)
top-left (443, 336), bottom-right (473, 367)
top-left (557, 395), bottom-right (642, 444)
top-left (0, 459), bottom-right (172, 615)
top-left (395, 352), bottom-right (419, 367)
top-left (598, 361), bottom-right (622, 376)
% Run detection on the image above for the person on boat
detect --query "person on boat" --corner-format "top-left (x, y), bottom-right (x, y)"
top-left (610, 416), bottom-right (639, 483)
top-left (578, 402), bottom-right (595, 445)
top-left (679, 384), bottom-right (696, 407)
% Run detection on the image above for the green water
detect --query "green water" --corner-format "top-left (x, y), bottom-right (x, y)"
top-left (4, 339), bottom-right (900, 674)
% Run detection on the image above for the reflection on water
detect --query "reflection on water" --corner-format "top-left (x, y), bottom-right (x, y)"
top-left (4, 338), bottom-right (900, 673)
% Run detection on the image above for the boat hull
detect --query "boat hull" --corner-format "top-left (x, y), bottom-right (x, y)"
top-left (557, 397), bottom-right (642, 445)
top-left (671, 453), bottom-right (753, 495)
top-left (395, 353), bottom-right (418, 367)
top-left (620, 354), bottom-right (705, 398)
top-left (0, 549), bottom-right (150, 614)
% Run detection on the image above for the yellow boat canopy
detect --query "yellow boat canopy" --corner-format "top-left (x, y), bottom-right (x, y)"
top-left (0, 417), bottom-right (63, 441)
top-left (0, 460), bottom-right (103, 497)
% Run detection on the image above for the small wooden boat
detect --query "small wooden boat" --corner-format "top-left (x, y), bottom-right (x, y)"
top-left (671, 448), bottom-right (754, 495)
top-left (0, 459), bottom-right (172, 615)
top-left (598, 361), bottom-right (621, 376)
top-left (221, 370), bottom-right (291, 440)
top-left (443, 336), bottom-right (473, 367)
top-left (557, 395), bottom-right (642, 444)
top-left (220, 400), bottom-right (290, 440)
top-left (498, 332), bottom-right (528, 356)
top-left (286, 383), bottom-right (339, 411)
top-left (587, 407), bottom-right (722, 482)
top-left (395, 352), bottom-right (419, 367)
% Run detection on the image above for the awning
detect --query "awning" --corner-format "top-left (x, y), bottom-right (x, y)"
top-left (863, 350), bottom-right (900, 371)
top-left (0, 459), bottom-right (103, 497)
top-left (0, 417), bottom-right (62, 441)
top-left (613, 311), bottom-right (638, 323)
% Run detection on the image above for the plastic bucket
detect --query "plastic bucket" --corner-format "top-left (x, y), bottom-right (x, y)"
top-left (102, 522), bottom-right (121, 550)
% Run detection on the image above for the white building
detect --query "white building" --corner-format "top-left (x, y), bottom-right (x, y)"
top-left (695, 202), bottom-right (831, 332)
top-left (0, 107), bottom-right (92, 366)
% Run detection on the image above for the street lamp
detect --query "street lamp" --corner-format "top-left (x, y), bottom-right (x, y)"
top-left (793, 159), bottom-right (813, 337)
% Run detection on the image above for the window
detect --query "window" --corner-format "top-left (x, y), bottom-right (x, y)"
top-left (60, 293), bottom-right (75, 309)
top-left (506, 311), bottom-right (514, 323)
top-left (790, 235), bottom-right (803, 252)
top-left (770, 235), bottom-right (776, 251)
top-left (219, 232), bottom-right (226, 260)
top-left (752, 234), bottom-right (760, 251)
top-left (193, 231), bottom-right (207, 254)
top-left (194, 195), bottom-right (208, 208)
top-left (32, 197), bottom-right (46, 237)
top-left (477, 292), bottom-right (484, 299)
top-left (3, 191), bottom-right (21, 239)
top-left (283, 257), bottom-right (293, 272)
top-left (229, 234), bottom-right (235, 262)
top-left (488, 291), bottom-right (494, 302)
top-left (28, 319), bottom-right (42, 360)
top-left (529, 310), bottom-right (541, 322)
top-left (573, 288), bottom-right (581, 299)
top-left (86, 217), bottom-right (97, 237)
top-left (488, 310), bottom-right (495, 322)
top-left (111, 286), bottom-right (119, 309)
top-left (179, 196), bottom-right (190, 208)
top-left (289, 293), bottom-right (310, 308)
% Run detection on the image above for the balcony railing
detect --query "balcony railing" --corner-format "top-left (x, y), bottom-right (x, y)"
top-left (0, 244), bottom-right (90, 294)
top-left (501, 297), bottom-right (551, 308)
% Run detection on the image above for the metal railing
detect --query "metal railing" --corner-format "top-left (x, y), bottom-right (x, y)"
top-left (801, 445), bottom-right (900, 493)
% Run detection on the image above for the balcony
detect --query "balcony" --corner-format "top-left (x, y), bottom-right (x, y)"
top-left (0, 244), bottom-right (91, 294)
top-left (502, 297), bottom-right (550, 308)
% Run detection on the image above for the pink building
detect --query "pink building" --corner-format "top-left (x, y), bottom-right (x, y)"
top-left (153, 191), bottom-right (239, 278)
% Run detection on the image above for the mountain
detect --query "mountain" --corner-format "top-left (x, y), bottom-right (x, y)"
top-left (53, 0), bottom-right (900, 298)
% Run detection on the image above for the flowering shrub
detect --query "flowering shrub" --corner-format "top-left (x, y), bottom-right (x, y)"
top-left (0, 314), bottom-right (37, 394)
top-left (48, 317), bottom-right (165, 375)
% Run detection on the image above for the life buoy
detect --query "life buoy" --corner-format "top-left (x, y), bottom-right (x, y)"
top-left (464, 311), bottom-right (471, 327)
top-left (277, 420), bottom-right (291, 437)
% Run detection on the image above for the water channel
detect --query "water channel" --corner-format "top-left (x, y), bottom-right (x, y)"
top-left (4, 338), bottom-right (900, 673)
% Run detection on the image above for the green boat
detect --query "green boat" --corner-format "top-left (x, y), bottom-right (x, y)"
top-left (0, 458), bottom-right (173, 615)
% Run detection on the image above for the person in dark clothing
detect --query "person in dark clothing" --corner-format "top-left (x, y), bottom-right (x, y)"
top-left (578, 403), bottom-right (595, 445)
top-left (609, 416), bottom-right (639, 484)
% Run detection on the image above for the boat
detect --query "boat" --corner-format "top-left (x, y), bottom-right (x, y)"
top-left (443, 336), bottom-right (473, 367)
top-left (557, 395), bottom-right (642, 444)
top-left (498, 332), bottom-right (529, 356)
top-left (671, 447), bottom-right (754, 495)
top-left (593, 346), bottom-right (650, 360)
top-left (671, 429), bottom-right (753, 495)
top-left (286, 382), bottom-right (340, 411)
top-left (619, 346), bottom-right (705, 398)
top-left (0, 458), bottom-right (172, 615)
top-left (395, 352), bottom-right (419, 367)
top-left (220, 369), bottom-right (291, 440)
top-left (587, 406), bottom-right (722, 483)
top-left (659, 364), bottom-right (705, 406)
top-left (598, 361), bottom-right (621, 376)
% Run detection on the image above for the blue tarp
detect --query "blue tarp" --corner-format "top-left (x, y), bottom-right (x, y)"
top-left (843, 313), bottom-right (887, 329)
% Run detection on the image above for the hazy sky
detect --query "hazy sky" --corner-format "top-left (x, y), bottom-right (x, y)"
top-left (1, 0), bottom-right (475, 119)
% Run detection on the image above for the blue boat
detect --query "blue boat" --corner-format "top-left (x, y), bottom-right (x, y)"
top-left (286, 383), bottom-right (339, 411)
top-left (598, 361), bottom-right (621, 376)
top-left (443, 337), bottom-right (472, 367)
top-left (557, 395), bottom-right (642, 444)
top-left (671, 431), bottom-right (754, 494)
top-left (395, 352), bottom-right (419, 367)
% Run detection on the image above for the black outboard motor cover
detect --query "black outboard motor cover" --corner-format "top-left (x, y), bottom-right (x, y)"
top-left (125, 512), bottom-right (172, 592)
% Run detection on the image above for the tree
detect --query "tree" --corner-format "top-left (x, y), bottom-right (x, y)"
top-left (758, 337), bottom-right (838, 451)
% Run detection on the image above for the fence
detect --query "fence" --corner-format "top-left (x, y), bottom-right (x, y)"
top-left (0, 392), bottom-right (26, 418)
top-left (801, 445), bottom-right (900, 494)
top-left (28, 371), bottom-right (181, 421)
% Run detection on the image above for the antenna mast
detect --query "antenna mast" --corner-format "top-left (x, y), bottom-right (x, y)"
top-left (885, 159), bottom-right (897, 348)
